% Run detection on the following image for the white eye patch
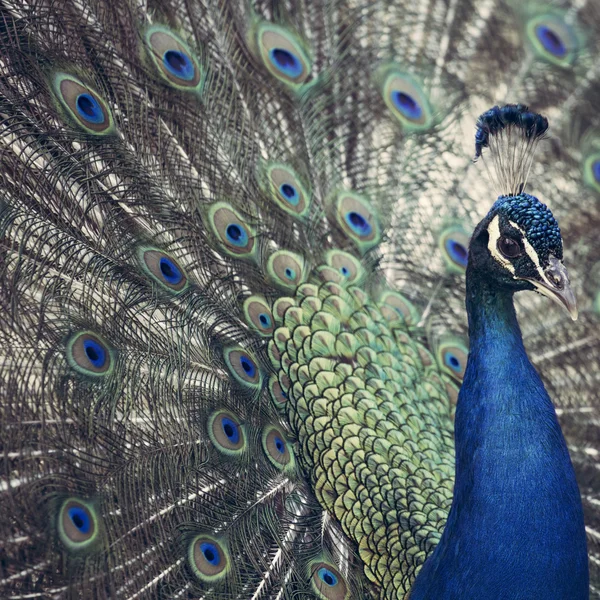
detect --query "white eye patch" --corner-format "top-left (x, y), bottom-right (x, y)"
top-left (508, 219), bottom-right (558, 288)
top-left (487, 216), bottom-right (559, 289)
top-left (487, 215), bottom-right (515, 275)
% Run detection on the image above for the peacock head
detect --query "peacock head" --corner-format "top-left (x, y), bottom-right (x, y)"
top-left (468, 191), bottom-right (577, 319)
top-left (470, 103), bottom-right (577, 320)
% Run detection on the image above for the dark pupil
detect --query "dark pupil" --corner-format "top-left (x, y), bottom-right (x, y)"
top-left (275, 438), bottom-right (284, 453)
top-left (500, 237), bottom-right (520, 257)
top-left (450, 356), bottom-right (459, 368)
top-left (85, 345), bottom-right (99, 362)
top-left (349, 212), bottom-right (367, 228)
top-left (223, 422), bottom-right (234, 438)
top-left (259, 314), bottom-right (268, 325)
top-left (452, 241), bottom-right (468, 261)
top-left (273, 48), bottom-right (295, 68)
top-left (281, 184), bottom-right (295, 198)
top-left (593, 160), bottom-right (600, 182)
top-left (204, 548), bottom-right (215, 562)
top-left (77, 95), bottom-right (96, 117)
top-left (72, 513), bottom-right (85, 530)
top-left (241, 358), bottom-right (252, 373)
top-left (542, 28), bottom-right (562, 53)
top-left (285, 268), bottom-right (293, 278)
top-left (161, 261), bottom-right (174, 277)
top-left (165, 50), bottom-right (186, 72)
top-left (323, 573), bottom-right (335, 586)
top-left (396, 92), bottom-right (417, 111)
top-left (227, 224), bottom-right (242, 240)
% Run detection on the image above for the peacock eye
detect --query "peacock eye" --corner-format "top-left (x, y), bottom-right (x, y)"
top-left (498, 237), bottom-right (522, 258)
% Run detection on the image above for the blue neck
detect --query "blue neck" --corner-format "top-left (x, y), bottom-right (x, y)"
top-left (410, 271), bottom-right (588, 599)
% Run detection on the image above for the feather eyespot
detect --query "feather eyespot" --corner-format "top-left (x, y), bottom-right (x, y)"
top-left (224, 348), bottom-right (262, 388)
top-left (262, 426), bottom-right (295, 469)
top-left (381, 70), bottom-right (433, 131)
top-left (333, 192), bottom-right (380, 254)
top-left (536, 25), bottom-right (566, 57)
top-left (310, 562), bottom-right (349, 600)
top-left (281, 183), bottom-right (299, 204)
top-left (75, 94), bottom-right (105, 124)
top-left (139, 247), bottom-right (188, 292)
top-left (526, 14), bottom-right (578, 66)
top-left (243, 296), bottom-right (275, 335)
top-left (594, 160), bottom-right (600, 182)
top-left (207, 203), bottom-right (256, 259)
top-left (439, 225), bottom-right (471, 273)
top-left (256, 24), bottom-right (311, 86)
top-left (264, 164), bottom-right (311, 217)
top-left (51, 74), bottom-right (114, 135)
top-left (446, 240), bottom-right (468, 265)
top-left (583, 153), bottom-right (600, 193)
top-left (267, 250), bottom-right (305, 290)
top-left (325, 250), bottom-right (364, 284)
top-left (392, 91), bottom-right (422, 120)
top-left (66, 332), bottom-right (113, 376)
top-left (189, 536), bottom-right (230, 582)
top-left (444, 351), bottom-right (463, 373)
top-left (498, 237), bottom-right (522, 258)
top-left (346, 211), bottom-right (372, 236)
top-left (209, 411), bottom-right (245, 454)
top-left (58, 499), bottom-right (99, 550)
top-left (378, 291), bottom-right (419, 326)
top-left (144, 26), bottom-right (203, 91)
top-left (435, 336), bottom-right (468, 381)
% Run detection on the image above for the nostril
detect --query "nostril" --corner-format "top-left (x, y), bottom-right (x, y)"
top-left (548, 270), bottom-right (563, 288)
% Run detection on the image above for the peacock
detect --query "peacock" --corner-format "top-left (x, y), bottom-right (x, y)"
top-left (0, 0), bottom-right (599, 598)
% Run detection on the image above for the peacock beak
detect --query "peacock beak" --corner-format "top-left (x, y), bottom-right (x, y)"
top-left (523, 256), bottom-right (578, 321)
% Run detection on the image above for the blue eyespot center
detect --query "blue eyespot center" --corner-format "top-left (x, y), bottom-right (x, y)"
top-left (199, 542), bottom-right (221, 566)
top-left (239, 355), bottom-right (256, 377)
top-left (535, 25), bottom-right (566, 57)
top-left (280, 183), bottom-right (300, 205)
top-left (159, 257), bottom-right (183, 284)
top-left (83, 339), bottom-right (106, 368)
top-left (269, 48), bottom-right (303, 78)
top-left (446, 239), bottom-right (468, 267)
top-left (221, 417), bottom-right (240, 444)
top-left (68, 506), bottom-right (91, 534)
top-left (593, 160), bottom-right (600, 183)
top-left (258, 313), bottom-right (271, 327)
top-left (444, 352), bottom-right (462, 372)
top-left (317, 567), bottom-right (338, 587)
top-left (284, 267), bottom-right (296, 280)
top-left (392, 91), bottom-right (423, 120)
top-left (163, 49), bottom-right (195, 81)
top-left (75, 93), bottom-right (105, 124)
top-left (274, 436), bottom-right (285, 454)
top-left (225, 223), bottom-right (248, 246)
top-left (345, 211), bottom-right (372, 236)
